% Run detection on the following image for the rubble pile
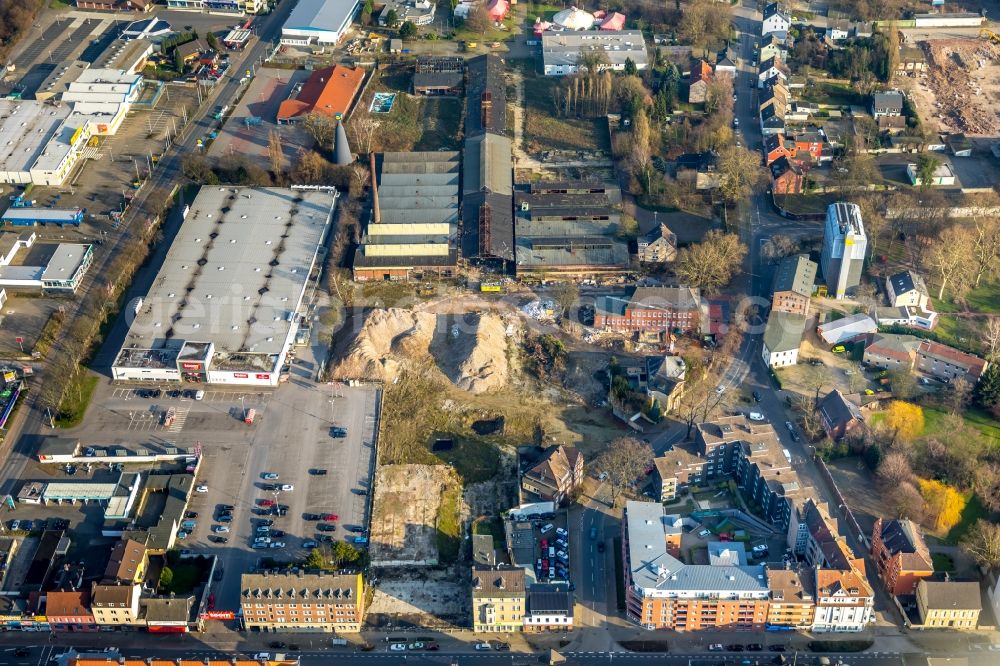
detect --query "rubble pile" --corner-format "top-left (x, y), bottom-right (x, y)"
top-left (920, 39), bottom-right (1000, 134)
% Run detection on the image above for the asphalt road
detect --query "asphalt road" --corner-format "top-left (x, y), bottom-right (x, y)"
top-left (0, 645), bottom-right (918, 666)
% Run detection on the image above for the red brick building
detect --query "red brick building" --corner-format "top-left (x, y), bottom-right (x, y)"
top-left (593, 287), bottom-right (701, 338)
top-left (871, 518), bottom-right (933, 595)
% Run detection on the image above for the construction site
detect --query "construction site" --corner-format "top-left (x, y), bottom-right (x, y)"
top-left (909, 34), bottom-right (1000, 135)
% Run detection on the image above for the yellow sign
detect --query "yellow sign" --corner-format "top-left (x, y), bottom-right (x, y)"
top-left (480, 283), bottom-right (501, 293)
top-left (3, 371), bottom-right (15, 382)
top-left (34, 615), bottom-right (47, 622)
top-left (69, 125), bottom-right (85, 146)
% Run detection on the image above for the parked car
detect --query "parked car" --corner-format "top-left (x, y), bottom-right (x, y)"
top-left (269, 642), bottom-right (286, 649)
top-left (185, 511), bottom-right (198, 519)
top-left (752, 391), bottom-right (762, 402)
top-left (262, 472), bottom-right (278, 480)
top-left (195, 485), bottom-right (209, 492)
top-left (212, 525), bottom-right (230, 533)
top-left (768, 645), bottom-right (786, 652)
top-left (304, 513), bottom-right (321, 521)
top-left (210, 536), bottom-right (228, 544)
top-left (748, 644), bottom-right (763, 652)
top-left (322, 513), bottom-right (339, 521)
top-left (727, 645), bottom-right (745, 652)
top-left (698, 529), bottom-right (711, 537)
top-left (194, 390), bottom-right (205, 400)
top-left (749, 411), bottom-right (765, 421)
top-left (280, 484), bottom-right (294, 492)
top-left (318, 523), bottom-right (337, 532)
top-left (555, 527), bottom-right (568, 537)
top-left (389, 644), bottom-right (406, 652)
top-left (475, 643), bottom-right (492, 652)
top-left (597, 542), bottom-right (605, 552)
top-left (302, 540), bottom-right (318, 548)
top-left (708, 644), bottom-right (725, 652)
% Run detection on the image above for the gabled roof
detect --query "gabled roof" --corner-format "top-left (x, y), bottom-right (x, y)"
top-left (816, 567), bottom-right (872, 599)
top-left (466, 55), bottom-right (507, 136)
top-left (770, 155), bottom-right (801, 180)
top-left (92, 584), bottom-right (140, 607)
top-left (772, 254), bottom-right (816, 297)
top-left (276, 65), bottom-right (365, 121)
top-left (690, 59), bottom-right (713, 83)
top-left (525, 445), bottom-right (581, 486)
top-left (763, 311), bottom-right (806, 353)
top-left (872, 91), bottom-right (904, 110)
top-left (865, 333), bottom-right (921, 360)
top-left (879, 519), bottom-right (933, 571)
top-left (472, 565), bottom-right (526, 599)
top-left (527, 583), bottom-right (573, 615)
top-left (816, 389), bottom-right (862, 429)
top-left (888, 270), bottom-right (928, 300)
top-left (761, 104), bottom-right (785, 124)
top-left (763, 2), bottom-right (789, 21)
top-left (45, 590), bottom-right (91, 617)
top-left (764, 133), bottom-right (787, 154)
top-left (918, 580), bottom-right (982, 611)
top-left (104, 539), bottom-right (146, 583)
top-left (916, 340), bottom-right (987, 378)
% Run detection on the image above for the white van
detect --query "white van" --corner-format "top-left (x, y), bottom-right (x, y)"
top-left (540, 523), bottom-right (554, 534)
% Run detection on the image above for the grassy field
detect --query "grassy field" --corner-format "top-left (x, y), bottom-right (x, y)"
top-left (870, 406), bottom-right (1000, 448)
top-left (943, 493), bottom-right (989, 545)
top-left (774, 192), bottom-right (841, 215)
top-left (522, 74), bottom-right (610, 154)
top-left (931, 279), bottom-right (1000, 315)
top-left (414, 97), bottom-right (463, 151)
top-left (436, 482), bottom-right (462, 564)
top-left (799, 81), bottom-right (865, 107)
top-left (55, 374), bottom-right (99, 428)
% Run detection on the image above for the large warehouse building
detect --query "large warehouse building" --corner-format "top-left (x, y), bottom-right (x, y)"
top-left (112, 187), bottom-right (337, 386)
top-left (281, 0), bottom-right (360, 46)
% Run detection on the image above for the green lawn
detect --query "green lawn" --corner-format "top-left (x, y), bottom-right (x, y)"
top-left (436, 482), bottom-right (462, 564)
top-left (932, 280), bottom-right (1000, 315)
top-left (799, 81), bottom-right (865, 107)
top-left (931, 552), bottom-right (954, 571)
top-left (929, 315), bottom-right (983, 354)
top-left (943, 493), bottom-right (989, 545)
top-left (413, 97), bottom-right (463, 151)
top-left (923, 407), bottom-right (1000, 449)
top-left (55, 374), bottom-right (99, 428)
top-left (773, 192), bottom-right (840, 215)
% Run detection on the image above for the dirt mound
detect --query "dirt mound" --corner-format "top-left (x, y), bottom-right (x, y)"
top-left (920, 39), bottom-right (1000, 134)
top-left (331, 308), bottom-right (509, 392)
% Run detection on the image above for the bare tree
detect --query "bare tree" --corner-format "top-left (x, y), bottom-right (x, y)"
top-left (464, 4), bottom-right (491, 35)
top-left (674, 230), bottom-right (748, 293)
top-left (960, 519), bottom-right (1000, 571)
top-left (889, 481), bottom-right (926, 522)
top-left (854, 282), bottom-right (878, 312)
top-left (946, 377), bottom-right (972, 414)
top-left (301, 113), bottom-right (337, 148)
top-left (552, 282), bottom-right (580, 318)
top-left (267, 129), bottom-right (283, 175)
top-left (926, 225), bottom-right (975, 300)
top-left (971, 215), bottom-right (1000, 287)
top-left (877, 451), bottom-right (913, 487)
top-left (716, 145), bottom-right (765, 203)
top-left (984, 318), bottom-right (1000, 362)
top-left (762, 234), bottom-right (799, 263)
top-left (347, 115), bottom-right (380, 156)
top-left (593, 437), bottom-right (655, 506)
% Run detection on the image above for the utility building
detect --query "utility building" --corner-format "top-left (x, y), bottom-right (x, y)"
top-left (820, 202), bottom-right (866, 299)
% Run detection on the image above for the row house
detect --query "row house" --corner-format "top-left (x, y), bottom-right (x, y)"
top-left (240, 572), bottom-right (365, 633)
top-left (91, 584), bottom-right (142, 627)
top-left (812, 568), bottom-right (875, 633)
top-left (871, 518), bottom-right (933, 595)
top-left (472, 566), bottom-right (526, 632)
top-left (863, 334), bottom-right (988, 383)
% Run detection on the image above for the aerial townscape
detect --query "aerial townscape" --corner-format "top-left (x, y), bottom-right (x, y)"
top-left (1, 0), bottom-right (1000, 665)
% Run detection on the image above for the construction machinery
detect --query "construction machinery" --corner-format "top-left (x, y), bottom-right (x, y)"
top-left (980, 28), bottom-right (1000, 44)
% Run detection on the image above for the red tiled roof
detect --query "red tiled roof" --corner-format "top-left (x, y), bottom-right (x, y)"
top-left (917, 340), bottom-right (987, 377)
top-left (277, 65), bottom-right (365, 121)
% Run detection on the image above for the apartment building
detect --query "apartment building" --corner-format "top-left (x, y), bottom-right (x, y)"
top-left (812, 567), bottom-right (874, 632)
top-left (623, 501), bottom-right (770, 631)
top-left (766, 567), bottom-right (815, 628)
top-left (471, 565), bottom-right (526, 632)
top-left (240, 572), bottom-right (365, 632)
top-left (871, 518), bottom-right (933, 595)
top-left (91, 584), bottom-right (142, 626)
top-left (103, 539), bottom-right (148, 584)
top-left (524, 583), bottom-right (574, 632)
top-left (915, 580), bottom-right (981, 629)
top-left (521, 445), bottom-right (583, 504)
top-left (863, 334), bottom-right (988, 383)
top-left (46, 590), bottom-right (96, 632)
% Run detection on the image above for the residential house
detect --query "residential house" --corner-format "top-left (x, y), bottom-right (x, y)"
top-left (766, 567), bottom-right (816, 628)
top-left (945, 133), bottom-right (972, 157)
top-left (915, 339), bottom-right (988, 383)
top-left (907, 162), bottom-right (956, 186)
top-left (714, 46), bottom-right (738, 76)
top-left (623, 501), bottom-right (771, 630)
top-left (790, 129), bottom-right (825, 163)
top-left (874, 306), bottom-right (937, 331)
top-left (757, 57), bottom-right (788, 89)
top-left (175, 39), bottom-right (208, 66)
top-left (472, 565), bottom-right (526, 632)
top-left (593, 287), bottom-right (702, 339)
top-left (762, 311), bottom-right (806, 367)
top-left (764, 134), bottom-right (793, 166)
top-left (688, 60), bottom-right (713, 103)
top-left (637, 223), bottom-right (677, 263)
top-left (760, 104), bottom-right (786, 136)
top-left (759, 33), bottom-right (788, 63)
top-left (521, 444), bottom-right (583, 504)
top-left (812, 567), bottom-right (875, 632)
top-left (871, 92), bottom-right (904, 118)
top-left (815, 389), bottom-right (864, 442)
top-left (886, 270), bottom-right (930, 309)
top-left (91, 584), bottom-right (142, 627)
top-left (762, 3), bottom-right (791, 36)
top-left (239, 572), bottom-right (365, 632)
top-left (770, 156), bottom-right (803, 195)
top-left (524, 583), bottom-right (574, 632)
top-left (645, 354), bottom-right (687, 414)
top-left (46, 590), bottom-right (96, 632)
top-left (143, 595), bottom-right (196, 633)
top-left (871, 518), bottom-right (934, 595)
top-left (759, 81), bottom-right (789, 114)
top-left (898, 46), bottom-right (927, 73)
top-left (103, 539), bottom-right (148, 584)
top-left (473, 534), bottom-right (497, 567)
top-left (863, 333), bottom-right (922, 372)
top-left (771, 254), bottom-right (816, 316)
top-left (816, 313), bottom-right (877, 346)
top-left (915, 580), bottom-right (982, 629)
top-left (878, 116), bottom-right (907, 134)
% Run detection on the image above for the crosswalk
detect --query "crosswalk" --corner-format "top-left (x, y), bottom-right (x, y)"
top-left (166, 407), bottom-right (190, 432)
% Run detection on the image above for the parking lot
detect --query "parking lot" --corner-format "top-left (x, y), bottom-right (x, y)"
top-left (31, 372), bottom-right (379, 610)
top-left (507, 510), bottom-right (571, 585)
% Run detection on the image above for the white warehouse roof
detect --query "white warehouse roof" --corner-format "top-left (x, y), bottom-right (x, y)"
top-left (283, 0), bottom-right (360, 37)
